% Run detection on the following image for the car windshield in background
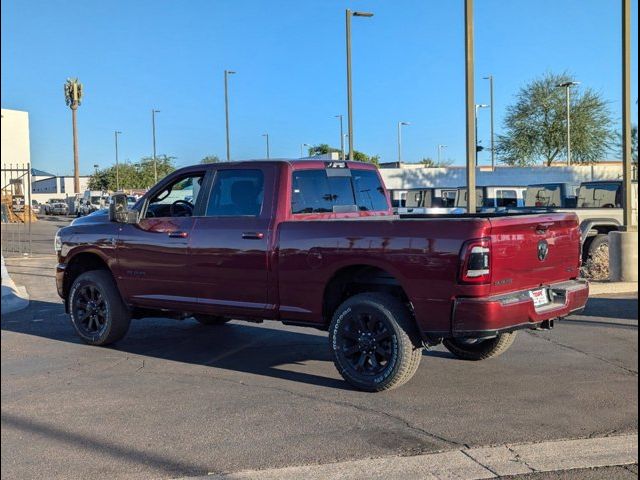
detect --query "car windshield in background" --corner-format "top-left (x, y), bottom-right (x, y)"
top-left (291, 168), bottom-right (387, 214)
top-left (577, 183), bottom-right (620, 208)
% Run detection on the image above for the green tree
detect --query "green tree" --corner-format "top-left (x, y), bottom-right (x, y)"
top-left (87, 155), bottom-right (176, 191)
top-left (201, 155), bottom-right (221, 164)
top-left (421, 157), bottom-right (452, 167)
top-left (496, 72), bottom-right (615, 166)
top-left (307, 144), bottom-right (379, 165)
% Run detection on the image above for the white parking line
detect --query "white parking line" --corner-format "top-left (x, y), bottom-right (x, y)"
top-left (198, 433), bottom-right (637, 480)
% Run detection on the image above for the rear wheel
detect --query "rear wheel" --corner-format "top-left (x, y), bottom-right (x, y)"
top-left (443, 332), bottom-right (517, 361)
top-left (193, 315), bottom-right (230, 326)
top-left (329, 293), bottom-right (422, 392)
top-left (69, 270), bottom-right (130, 346)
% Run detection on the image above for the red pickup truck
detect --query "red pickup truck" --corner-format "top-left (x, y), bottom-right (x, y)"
top-left (56, 160), bottom-right (589, 391)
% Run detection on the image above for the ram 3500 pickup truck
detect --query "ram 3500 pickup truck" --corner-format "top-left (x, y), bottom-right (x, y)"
top-left (55, 160), bottom-right (589, 391)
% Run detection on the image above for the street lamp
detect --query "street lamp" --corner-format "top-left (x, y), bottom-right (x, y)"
top-left (335, 114), bottom-right (345, 160)
top-left (397, 121), bottom-right (410, 163)
top-left (262, 133), bottom-right (270, 159)
top-left (64, 78), bottom-right (83, 194)
top-left (151, 109), bottom-right (160, 183)
top-left (482, 75), bottom-right (496, 170)
top-left (437, 144), bottom-right (447, 164)
top-left (224, 69), bottom-right (236, 161)
top-left (301, 143), bottom-right (312, 158)
top-left (475, 104), bottom-right (489, 166)
top-left (556, 81), bottom-right (580, 166)
top-left (464, 0), bottom-right (477, 213)
top-left (114, 131), bottom-right (122, 191)
top-left (93, 164), bottom-right (99, 175)
top-left (345, 9), bottom-right (374, 161)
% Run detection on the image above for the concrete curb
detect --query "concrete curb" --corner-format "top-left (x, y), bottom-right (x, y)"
top-left (198, 434), bottom-right (638, 480)
top-left (1, 254), bottom-right (29, 314)
top-left (589, 281), bottom-right (638, 296)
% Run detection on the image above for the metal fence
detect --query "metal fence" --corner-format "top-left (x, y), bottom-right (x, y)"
top-left (1, 163), bottom-right (32, 256)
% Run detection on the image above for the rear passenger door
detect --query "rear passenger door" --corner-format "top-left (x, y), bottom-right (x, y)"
top-left (189, 166), bottom-right (276, 318)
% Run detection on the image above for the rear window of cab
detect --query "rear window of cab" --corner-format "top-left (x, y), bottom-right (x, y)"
top-left (291, 168), bottom-right (388, 214)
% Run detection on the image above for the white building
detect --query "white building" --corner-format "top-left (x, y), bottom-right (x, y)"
top-left (1, 108), bottom-right (32, 207)
top-left (31, 170), bottom-right (90, 204)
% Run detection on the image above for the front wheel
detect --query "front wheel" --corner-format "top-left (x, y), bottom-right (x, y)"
top-left (443, 332), bottom-right (517, 361)
top-left (329, 293), bottom-right (422, 392)
top-left (69, 270), bottom-right (131, 346)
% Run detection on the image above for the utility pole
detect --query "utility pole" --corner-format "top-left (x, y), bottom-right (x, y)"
top-left (224, 69), bottom-right (236, 161)
top-left (397, 121), bottom-right (409, 163)
top-left (335, 114), bottom-right (345, 160)
top-left (438, 144), bottom-right (447, 164)
top-left (475, 104), bottom-right (489, 165)
top-left (345, 9), bottom-right (373, 161)
top-left (262, 133), bottom-right (270, 159)
top-left (114, 131), bottom-right (122, 191)
top-left (483, 75), bottom-right (495, 170)
top-left (151, 109), bottom-right (160, 183)
top-left (464, 0), bottom-right (477, 213)
top-left (556, 81), bottom-right (580, 166)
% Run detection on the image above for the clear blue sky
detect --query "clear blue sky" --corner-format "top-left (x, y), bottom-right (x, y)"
top-left (1, 0), bottom-right (638, 175)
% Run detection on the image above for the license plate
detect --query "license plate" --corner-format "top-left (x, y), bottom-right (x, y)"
top-left (529, 288), bottom-right (550, 307)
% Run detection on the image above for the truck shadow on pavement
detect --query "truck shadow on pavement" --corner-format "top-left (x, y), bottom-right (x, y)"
top-left (1, 299), bottom-right (451, 391)
top-left (2, 296), bottom-right (636, 391)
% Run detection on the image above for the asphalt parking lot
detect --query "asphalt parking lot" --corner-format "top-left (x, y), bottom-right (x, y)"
top-left (1, 219), bottom-right (638, 479)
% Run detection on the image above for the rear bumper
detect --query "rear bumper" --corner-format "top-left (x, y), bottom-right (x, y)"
top-left (452, 279), bottom-right (589, 337)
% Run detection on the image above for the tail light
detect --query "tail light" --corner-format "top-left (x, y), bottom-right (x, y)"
top-left (459, 238), bottom-right (492, 284)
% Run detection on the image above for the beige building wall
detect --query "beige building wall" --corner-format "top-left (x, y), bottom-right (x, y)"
top-left (1, 108), bottom-right (31, 205)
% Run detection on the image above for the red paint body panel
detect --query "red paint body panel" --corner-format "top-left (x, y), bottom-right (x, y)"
top-left (56, 160), bottom-right (589, 339)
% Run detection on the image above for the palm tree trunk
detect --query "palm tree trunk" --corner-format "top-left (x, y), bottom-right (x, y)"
top-left (72, 106), bottom-right (80, 193)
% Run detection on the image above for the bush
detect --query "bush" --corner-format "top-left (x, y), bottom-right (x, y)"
top-left (581, 244), bottom-right (609, 281)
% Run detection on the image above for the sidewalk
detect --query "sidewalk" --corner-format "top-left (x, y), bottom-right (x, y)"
top-left (1, 254), bottom-right (29, 314)
top-left (589, 281), bottom-right (638, 296)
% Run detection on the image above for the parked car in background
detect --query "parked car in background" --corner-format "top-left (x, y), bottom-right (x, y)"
top-left (49, 202), bottom-right (69, 216)
top-left (44, 198), bottom-right (67, 215)
top-left (31, 200), bottom-right (41, 214)
top-left (56, 160), bottom-right (588, 392)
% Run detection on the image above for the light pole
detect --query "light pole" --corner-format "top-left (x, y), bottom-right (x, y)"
top-left (475, 104), bottom-right (489, 165)
top-left (93, 164), bottom-right (99, 175)
top-left (397, 121), bottom-right (410, 163)
top-left (483, 75), bottom-right (495, 170)
top-left (224, 69), bottom-right (236, 161)
top-left (556, 81), bottom-right (580, 166)
top-left (262, 133), bottom-right (270, 159)
top-left (335, 114), bottom-right (345, 160)
top-left (151, 109), bottom-right (160, 183)
top-left (464, 0), bottom-right (477, 213)
top-left (346, 9), bottom-right (373, 161)
top-left (64, 78), bottom-right (83, 193)
top-left (301, 143), bottom-right (312, 158)
top-left (437, 144), bottom-right (447, 164)
top-left (114, 131), bottom-right (122, 191)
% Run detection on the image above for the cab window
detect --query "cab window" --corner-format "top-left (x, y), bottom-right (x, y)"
top-left (206, 169), bottom-right (264, 216)
top-left (145, 173), bottom-right (204, 218)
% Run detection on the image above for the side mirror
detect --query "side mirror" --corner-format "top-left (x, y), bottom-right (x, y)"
top-left (109, 193), bottom-right (139, 223)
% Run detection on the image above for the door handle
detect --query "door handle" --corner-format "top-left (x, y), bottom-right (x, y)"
top-left (168, 231), bottom-right (189, 238)
top-left (242, 232), bottom-right (264, 240)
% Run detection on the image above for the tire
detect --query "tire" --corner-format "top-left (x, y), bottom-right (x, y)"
top-left (69, 270), bottom-right (131, 346)
top-left (329, 293), bottom-right (423, 392)
top-left (193, 315), bottom-right (230, 326)
top-left (443, 332), bottom-right (517, 361)
top-left (588, 234), bottom-right (609, 258)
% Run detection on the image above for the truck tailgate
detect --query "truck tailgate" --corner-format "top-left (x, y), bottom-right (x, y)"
top-left (488, 213), bottom-right (581, 295)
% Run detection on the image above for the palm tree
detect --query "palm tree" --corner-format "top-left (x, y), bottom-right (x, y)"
top-left (64, 78), bottom-right (83, 193)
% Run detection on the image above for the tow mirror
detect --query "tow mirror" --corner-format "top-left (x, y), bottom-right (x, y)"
top-left (109, 193), bottom-right (138, 223)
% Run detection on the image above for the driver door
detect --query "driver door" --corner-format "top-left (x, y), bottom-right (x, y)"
top-left (116, 170), bottom-right (208, 310)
